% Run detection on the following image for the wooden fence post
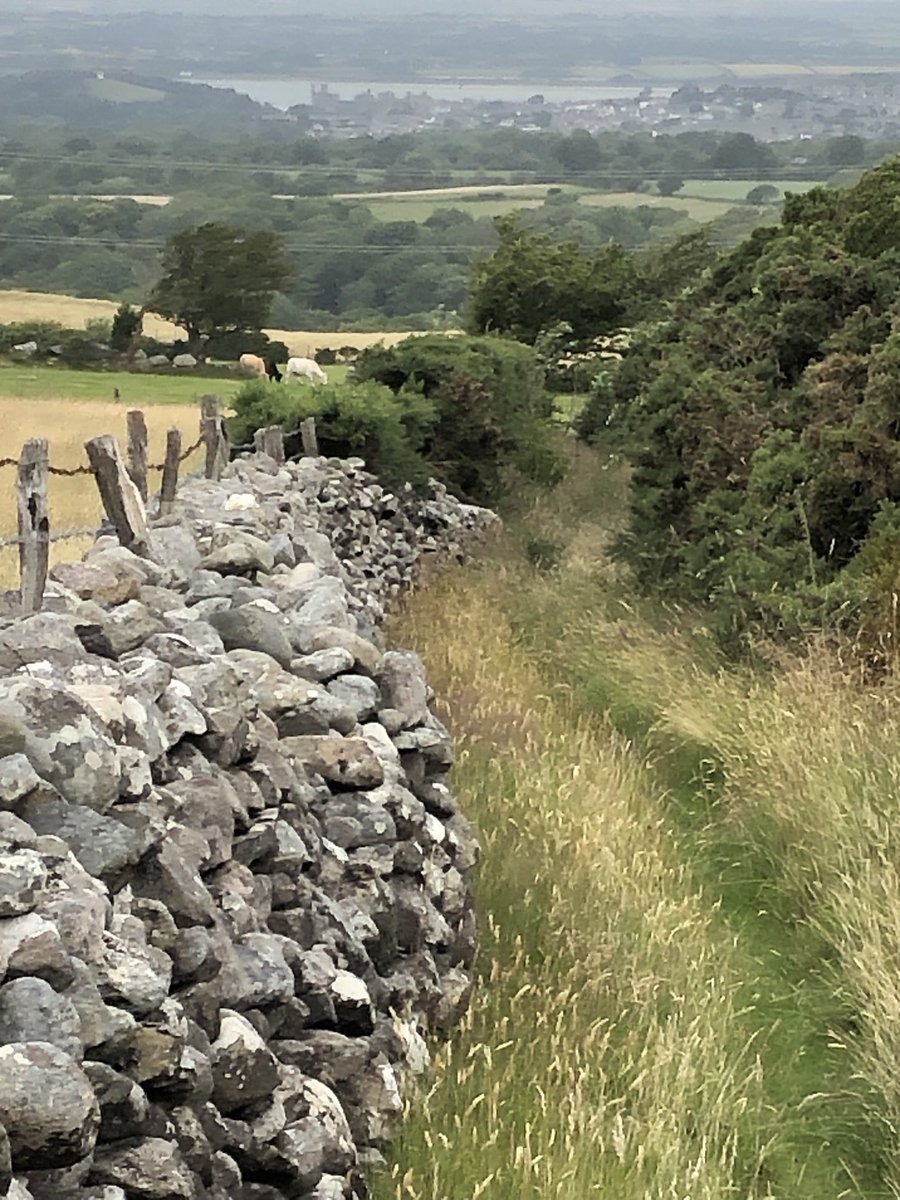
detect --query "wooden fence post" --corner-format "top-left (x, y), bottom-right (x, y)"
top-left (126, 408), bottom-right (149, 502)
top-left (84, 434), bottom-right (148, 553)
top-left (201, 394), bottom-right (229, 481)
top-left (159, 427), bottom-right (182, 517)
top-left (253, 425), bottom-right (285, 464)
top-left (300, 417), bottom-right (318, 457)
top-left (17, 438), bottom-right (49, 615)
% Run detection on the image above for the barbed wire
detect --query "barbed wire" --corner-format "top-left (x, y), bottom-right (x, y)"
top-left (0, 526), bottom-right (99, 551)
top-left (0, 433), bottom-right (204, 475)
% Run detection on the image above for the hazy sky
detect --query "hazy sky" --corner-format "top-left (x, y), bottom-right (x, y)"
top-left (11, 0), bottom-right (887, 12)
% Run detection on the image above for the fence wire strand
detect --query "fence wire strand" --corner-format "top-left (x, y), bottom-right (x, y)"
top-left (0, 433), bottom-right (204, 475)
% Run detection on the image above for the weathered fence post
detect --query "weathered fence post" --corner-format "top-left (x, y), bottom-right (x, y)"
top-left (201, 394), bottom-right (229, 481)
top-left (159, 427), bottom-right (182, 517)
top-left (17, 438), bottom-right (49, 615)
top-left (300, 416), bottom-right (318, 457)
top-left (126, 408), bottom-right (149, 502)
top-left (85, 434), bottom-right (148, 553)
top-left (253, 425), bottom-right (285, 464)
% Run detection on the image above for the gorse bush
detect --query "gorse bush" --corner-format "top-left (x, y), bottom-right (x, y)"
top-left (584, 156), bottom-right (900, 652)
top-left (228, 377), bottom-right (435, 491)
top-left (355, 333), bottom-right (565, 503)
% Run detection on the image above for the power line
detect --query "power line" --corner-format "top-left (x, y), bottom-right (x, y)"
top-left (0, 148), bottom-right (882, 180)
top-left (0, 231), bottom-right (738, 254)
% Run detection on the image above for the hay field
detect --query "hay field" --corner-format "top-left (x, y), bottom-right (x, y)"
top-left (0, 396), bottom-right (204, 588)
top-left (0, 290), bottom-right (435, 354)
top-left (580, 190), bottom-right (735, 221)
top-left (366, 196), bottom-right (546, 223)
top-left (682, 178), bottom-right (820, 201)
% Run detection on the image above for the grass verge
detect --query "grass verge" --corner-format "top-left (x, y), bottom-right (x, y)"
top-left (372, 443), bottom-right (900, 1197)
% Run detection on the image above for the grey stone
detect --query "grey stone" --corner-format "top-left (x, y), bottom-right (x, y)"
top-left (290, 647), bottom-right (355, 683)
top-left (377, 650), bottom-right (429, 729)
top-left (83, 1062), bottom-right (151, 1142)
top-left (0, 678), bottom-right (120, 811)
top-left (0, 1041), bottom-right (100, 1169)
top-left (94, 931), bottom-right (172, 1016)
top-left (145, 526), bottom-right (202, 575)
top-left (102, 602), bottom-right (168, 656)
top-left (208, 609), bottom-right (293, 669)
top-left (20, 796), bottom-right (146, 880)
top-left (281, 736), bottom-right (384, 790)
top-left (90, 1138), bottom-right (196, 1199)
top-left (49, 563), bottom-right (139, 606)
top-left (230, 933), bottom-right (294, 1010)
top-left (319, 798), bottom-right (396, 851)
top-left (0, 978), bottom-right (82, 1059)
top-left (200, 540), bottom-right (273, 578)
top-left (326, 675), bottom-right (381, 722)
top-left (0, 614), bottom-right (86, 672)
top-left (210, 1009), bottom-right (280, 1114)
top-left (0, 850), bottom-right (46, 917)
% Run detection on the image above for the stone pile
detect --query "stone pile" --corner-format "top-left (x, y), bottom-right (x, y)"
top-left (0, 450), bottom-right (495, 1200)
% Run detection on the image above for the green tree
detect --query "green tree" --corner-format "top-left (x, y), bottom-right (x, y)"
top-left (147, 222), bottom-right (291, 352)
top-left (746, 184), bottom-right (781, 204)
top-left (657, 173), bottom-right (685, 197)
top-left (467, 216), bottom-right (637, 345)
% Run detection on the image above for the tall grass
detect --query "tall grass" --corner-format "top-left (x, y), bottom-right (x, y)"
top-left (374, 443), bottom-right (900, 1197)
top-left (376, 581), bottom-right (774, 1199)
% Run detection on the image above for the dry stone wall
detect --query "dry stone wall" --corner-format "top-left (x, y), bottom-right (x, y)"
top-left (0, 451), bottom-right (497, 1200)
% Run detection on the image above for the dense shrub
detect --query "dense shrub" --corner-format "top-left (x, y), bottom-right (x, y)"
top-left (204, 330), bottom-right (288, 364)
top-left (593, 157), bottom-right (900, 652)
top-left (228, 378), bottom-right (435, 491)
top-left (354, 333), bottom-right (563, 502)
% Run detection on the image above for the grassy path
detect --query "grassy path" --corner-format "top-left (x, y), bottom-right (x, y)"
top-left (372, 446), bottom-right (900, 1199)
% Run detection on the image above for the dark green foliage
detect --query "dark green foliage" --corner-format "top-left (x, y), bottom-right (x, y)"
top-left (148, 222), bottom-right (291, 349)
top-left (354, 333), bottom-right (563, 502)
top-left (204, 329), bottom-right (288, 364)
top-left (590, 156), bottom-right (900, 650)
top-left (229, 377), bottom-right (435, 491)
top-left (466, 216), bottom-right (639, 344)
top-left (109, 303), bottom-right (142, 352)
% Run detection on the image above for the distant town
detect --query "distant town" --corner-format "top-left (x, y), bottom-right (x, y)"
top-left (280, 76), bottom-right (900, 142)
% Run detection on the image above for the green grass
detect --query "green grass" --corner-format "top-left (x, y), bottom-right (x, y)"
top-left (366, 195), bottom-right (547, 223)
top-left (580, 189), bottom-right (736, 220)
top-left (681, 178), bottom-right (822, 201)
top-left (372, 443), bottom-right (900, 1199)
top-left (0, 361), bottom-right (351, 405)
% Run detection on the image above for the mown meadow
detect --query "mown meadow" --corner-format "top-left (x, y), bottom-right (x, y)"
top-left (373, 443), bottom-right (900, 1199)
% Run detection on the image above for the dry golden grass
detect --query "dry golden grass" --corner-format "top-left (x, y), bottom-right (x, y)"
top-left (0, 397), bottom-right (203, 588)
top-left (374, 577), bottom-right (773, 1200)
top-left (0, 289), bottom-right (445, 354)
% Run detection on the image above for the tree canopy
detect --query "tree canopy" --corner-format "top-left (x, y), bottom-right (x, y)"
top-left (147, 222), bottom-right (291, 349)
top-left (467, 216), bottom-right (638, 344)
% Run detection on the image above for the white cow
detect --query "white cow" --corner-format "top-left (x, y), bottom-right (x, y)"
top-left (239, 352), bottom-right (267, 377)
top-left (285, 356), bottom-right (327, 384)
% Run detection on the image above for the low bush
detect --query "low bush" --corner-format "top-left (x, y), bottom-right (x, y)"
top-left (354, 333), bottom-right (563, 503)
top-left (228, 378), bottom-right (435, 491)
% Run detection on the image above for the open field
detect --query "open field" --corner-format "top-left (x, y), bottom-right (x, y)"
top-left (335, 183), bottom-right (559, 201)
top-left (366, 195), bottom-right (547, 222)
top-left (0, 361), bottom-right (352, 405)
top-left (0, 291), bottom-right (434, 354)
top-left (0, 396), bottom-right (205, 587)
top-left (580, 190), bottom-right (735, 221)
top-left (681, 177), bottom-right (821, 201)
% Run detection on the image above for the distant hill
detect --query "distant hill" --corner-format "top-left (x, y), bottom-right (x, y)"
top-left (0, 69), bottom-right (273, 130)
